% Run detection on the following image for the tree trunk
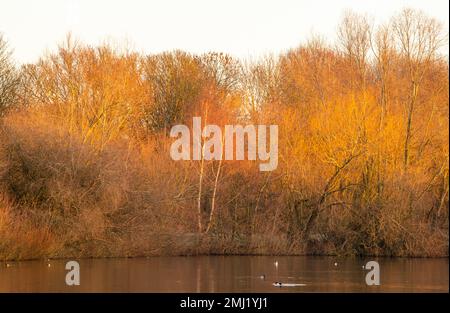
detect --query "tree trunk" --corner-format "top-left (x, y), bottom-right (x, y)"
top-left (404, 82), bottom-right (418, 171)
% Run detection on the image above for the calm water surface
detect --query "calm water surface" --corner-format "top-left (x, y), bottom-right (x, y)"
top-left (0, 256), bottom-right (448, 292)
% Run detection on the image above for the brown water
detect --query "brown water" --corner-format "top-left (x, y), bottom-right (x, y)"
top-left (0, 256), bottom-right (448, 292)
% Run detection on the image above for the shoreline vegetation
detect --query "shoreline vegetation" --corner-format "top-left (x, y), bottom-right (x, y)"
top-left (0, 8), bottom-right (448, 261)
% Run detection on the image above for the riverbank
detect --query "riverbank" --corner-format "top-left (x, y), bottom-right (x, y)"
top-left (1, 115), bottom-right (448, 261)
top-left (1, 229), bottom-right (448, 261)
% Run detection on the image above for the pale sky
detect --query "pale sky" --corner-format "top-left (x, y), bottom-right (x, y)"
top-left (0, 0), bottom-right (448, 64)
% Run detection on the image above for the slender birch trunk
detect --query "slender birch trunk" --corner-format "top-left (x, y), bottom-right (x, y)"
top-left (205, 141), bottom-right (224, 233)
top-left (196, 109), bottom-right (208, 233)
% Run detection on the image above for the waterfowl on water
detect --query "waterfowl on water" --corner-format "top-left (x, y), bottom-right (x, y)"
top-left (273, 282), bottom-right (307, 287)
top-left (259, 274), bottom-right (266, 280)
top-left (274, 261), bottom-right (278, 267)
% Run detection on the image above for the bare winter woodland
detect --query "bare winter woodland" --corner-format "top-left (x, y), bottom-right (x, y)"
top-left (0, 9), bottom-right (448, 260)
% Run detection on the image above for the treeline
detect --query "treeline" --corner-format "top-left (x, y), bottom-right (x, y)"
top-left (0, 8), bottom-right (448, 260)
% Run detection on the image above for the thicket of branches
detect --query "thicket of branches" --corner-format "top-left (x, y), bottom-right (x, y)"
top-left (0, 8), bottom-right (448, 259)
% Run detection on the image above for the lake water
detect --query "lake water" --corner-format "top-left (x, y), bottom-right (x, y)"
top-left (0, 256), bottom-right (448, 292)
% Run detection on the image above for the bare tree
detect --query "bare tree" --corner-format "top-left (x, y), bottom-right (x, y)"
top-left (0, 34), bottom-right (19, 115)
top-left (371, 23), bottom-right (395, 130)
top-left (338, 10), bottom-right (372, 91)
top-left (392, 8), bottom-right (446, 170)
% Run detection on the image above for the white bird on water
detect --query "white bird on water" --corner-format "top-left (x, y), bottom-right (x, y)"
top-left (274, 261), bottom-right (278, 268)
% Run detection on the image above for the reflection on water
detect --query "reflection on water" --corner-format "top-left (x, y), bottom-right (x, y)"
top-left (0, 256), bottom-right (448, 292)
